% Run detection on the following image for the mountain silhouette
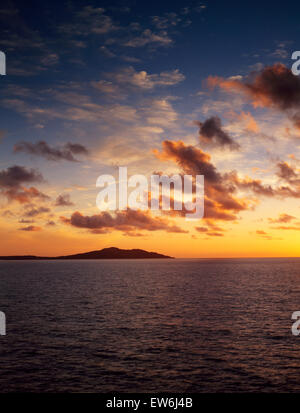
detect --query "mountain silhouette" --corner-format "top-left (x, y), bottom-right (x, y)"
top-left (0, 247), bottom-right (173, 260)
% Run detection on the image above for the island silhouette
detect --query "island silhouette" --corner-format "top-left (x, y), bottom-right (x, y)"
top-left (0, 247), bottom-right (173, 260)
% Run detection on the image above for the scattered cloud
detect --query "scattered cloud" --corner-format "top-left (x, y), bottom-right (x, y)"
top-left (207, 64), bottom-right (300, 130)
top-left (272, 225), bottom-right (300, 231)
top-left (268, 213), bottom-right (296, 224)
top-left (61, 209), bottom-right (187, 234)
top-left (196, 116), bottom-right (240, 150)
top-left (101, 67), bottom-right (185, 90)
top-left (0, 165), bottom-right (43, 188)
top-left (14, 141), bottom-right (89, 162)
top-left (58, 6), bottom-right (118, 37)
top-left (151, 12), bottom-right (187, 29)
top-left (55, 194), bottom-right (74, 207)
top-left (124, 29), bottom-right (172, 47)
top-left (19, 225), bottom-right (42, 232)
top-left (154, 140), bottom-right (249, 222)
top-left (46, 220), bottom-right (56, 226)
top-left (276, 161), bottom-right (300, 185)
top-left (0, 165), bottom-right (48, 204)
top-left (23, 206), bottom-right (50, 218)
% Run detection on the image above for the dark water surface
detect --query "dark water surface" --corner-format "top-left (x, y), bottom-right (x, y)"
top-left (0, 258), bottom-right (300, 392)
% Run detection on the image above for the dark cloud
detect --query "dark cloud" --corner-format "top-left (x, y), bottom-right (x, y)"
top-left (0, 165), bottom-right (43, 188)
top-left (154, 139), bottom-right (300, 229)
top-left (61, 209), bottom-right (188, 234)
top-left (23, 206), bottom-right (50, 218)
top-left (276, 161), bottom-right (300, 184)
top-left (154, 140), bottom-right (222, 183)
top-left (55, 194), bottom-right (74, 207)
top-left (64, 143), bottom-right (89, 155)
top-left (3, 186), bottom-right (49, 204)
top-left (0, 165), bottom-right (48, 204)
top-left (19, 225), bottom-right (42, 232)
top-left (154, 140), bottom-right (249, 223)
top-left (197, 116), bottom-right (240, 150)
top-left (208, 64), bottom-right (300, 129)
top-left (243, 64), bottom-right (300, 111)
top-left (14, 141), bottom-right (89, 162)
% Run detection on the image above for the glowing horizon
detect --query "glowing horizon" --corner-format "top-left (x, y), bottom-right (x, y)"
top-left (0, 1), bottom-right (300, 258)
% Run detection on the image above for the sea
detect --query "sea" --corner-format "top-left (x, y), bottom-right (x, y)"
top-left (0, 258), bottom-right (300, 392)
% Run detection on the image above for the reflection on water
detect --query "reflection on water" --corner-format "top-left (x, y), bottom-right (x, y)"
top-left (0, 258), bottom-right (300, 392)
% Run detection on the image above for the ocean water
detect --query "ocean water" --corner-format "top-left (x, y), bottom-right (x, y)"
top-left (0, 258), bottom-right (300, 393)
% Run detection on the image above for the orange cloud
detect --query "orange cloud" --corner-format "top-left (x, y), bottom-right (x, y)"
top-left (19, 225), bottom-right (42, 232)
top-left (207, 64), bottom-right (300, 129)
top-left (154, 140), bottom-right (250, 224)
top-left (61, 209), bottom-right (188, 234)
top-left (268, 213), bottom-right (296, 224)
top-left (238, 111), bottom-right (259, 133)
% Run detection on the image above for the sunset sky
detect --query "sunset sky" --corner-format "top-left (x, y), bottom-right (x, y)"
top-left (1, 0), bottom-right (300, 258)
